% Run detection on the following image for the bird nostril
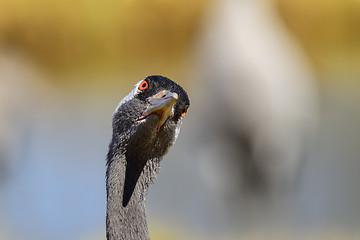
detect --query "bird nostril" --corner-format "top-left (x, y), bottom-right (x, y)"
top-left (158, 90), bottom-right (167, 98)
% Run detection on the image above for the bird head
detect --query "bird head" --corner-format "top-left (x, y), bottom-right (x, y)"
top-left (112, 75), bottom-right (190, 160)
top-left (109, 75), bottom-right (190, 207)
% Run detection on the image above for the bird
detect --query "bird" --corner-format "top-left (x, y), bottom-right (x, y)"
top-left (105, 75), bottom-right (190, 240)
top-left (193, 0), bottom-right (317, 195)
top-left (187, 0), bottom-right (317, 230)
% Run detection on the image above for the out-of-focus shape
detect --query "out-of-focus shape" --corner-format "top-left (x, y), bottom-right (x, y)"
top-left (0, 51), bottom-right (43, 183)
top-left (191, 0), bottom-right (318, 212)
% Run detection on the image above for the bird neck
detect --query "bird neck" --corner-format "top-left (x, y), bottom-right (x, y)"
top-left (106, 153), bottom-right (160, 240)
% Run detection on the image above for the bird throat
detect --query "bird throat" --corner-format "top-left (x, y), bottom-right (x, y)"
top-left (106, 151), bottom-right (160, 240)
top-left (106, 107), bottom-right (176, 240)
top-left (122, 154), bottom-right (159, 207)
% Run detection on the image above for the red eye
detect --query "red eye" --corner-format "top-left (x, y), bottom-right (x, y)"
top-left (181, 107), bottom-right (187, 117)
top-left (138, 80), bottom-right (149, 90)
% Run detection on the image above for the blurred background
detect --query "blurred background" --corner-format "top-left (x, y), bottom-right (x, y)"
top-left (0, 0), bottom-right (359, 239)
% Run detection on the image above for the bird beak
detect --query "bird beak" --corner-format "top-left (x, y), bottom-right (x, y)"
top-left (138, 90), bottom-right (178, 133)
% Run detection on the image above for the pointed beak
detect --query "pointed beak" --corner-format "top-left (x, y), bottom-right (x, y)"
top-left (138, 90), bottom-right (178, 132)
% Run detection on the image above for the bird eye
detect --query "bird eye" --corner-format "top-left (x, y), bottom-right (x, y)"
top-left (181, 107), bottom-right (187, 117)
top-left (138, 80), bottom-right (149, 90)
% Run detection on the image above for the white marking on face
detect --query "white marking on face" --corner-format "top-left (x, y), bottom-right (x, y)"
top-left (113, 79), bottom-right (144, 115)
top-left (170, 105), bottom-right (175, 117)
top-left (173, 121), bottom-right (182, 142)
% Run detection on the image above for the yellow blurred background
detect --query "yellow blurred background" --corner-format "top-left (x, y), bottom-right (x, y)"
top-left (0, 0), bottom-right (359, 79)
top-left (0, 0), bottom-right (206, 78)
top-left (277, 0), bottom-right (360, 80)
